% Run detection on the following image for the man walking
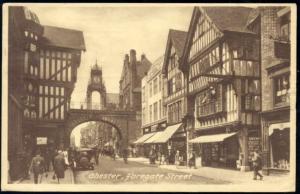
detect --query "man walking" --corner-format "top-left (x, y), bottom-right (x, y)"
top-left (53, 150), bottom-right (66, 184)
top-left (29, 149), bottom-right (45, 184)
top-left (252, 149), bottom-right (263, 180)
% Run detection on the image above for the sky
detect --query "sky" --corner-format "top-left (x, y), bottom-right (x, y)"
top-left (29, 5), bottom-right (194, 103)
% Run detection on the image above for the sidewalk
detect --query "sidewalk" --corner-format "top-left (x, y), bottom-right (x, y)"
top-left (18, 168), bottom-right (74, 184)
top-left (125, 157), bottom-right (291, 185)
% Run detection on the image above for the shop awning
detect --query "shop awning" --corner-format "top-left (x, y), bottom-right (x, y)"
top-left (144, 131), bottom-right (164, 144)
top-left (189, 132), bottom-right (237, 143)
top-left (133, 133), bottom-right (156, 144)
top-left (153, 123), bottom-right (182, 143)
top-left (269, 122), bottom-right (290, 136)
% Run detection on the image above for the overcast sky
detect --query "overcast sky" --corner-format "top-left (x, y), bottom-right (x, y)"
top-left (29, 5), bottom-right (193, 103)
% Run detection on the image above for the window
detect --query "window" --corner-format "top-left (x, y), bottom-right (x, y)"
top-left (274, 74), bottom-right (290, 105)
top-left (159, 75), bottom-right (162, 91)
top-left (279, 13), bottom-right (290, 41)
top-left (142, 86), bottom-right (145, 102)
top-left (159, 99), bottom-right (162, 119)
top-left (168, 100), bottom-right (182, 123)
top-left (149, 82), bottom-right (152, 97)
top-left (175, 73), bottom-right (182, 91)
top-left (149, 105), bottom-right (152, 122)
top-left (153, 78), bottom-right (158, 95)
top-left (196, 84), bottom-right (224, 117)
top-left (242, 79), bottom-right (261, 111)
top-left (154, 102), bottom-right (158, 121)
top-left (24, 51), bottom-right (29, 74)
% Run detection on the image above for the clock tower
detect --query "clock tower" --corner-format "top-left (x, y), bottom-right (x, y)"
top-left (86, 60), bottom-right (106, 109)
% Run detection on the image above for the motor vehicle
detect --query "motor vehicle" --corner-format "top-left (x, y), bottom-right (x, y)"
top-left (72, 148), bottom-right (95, 171)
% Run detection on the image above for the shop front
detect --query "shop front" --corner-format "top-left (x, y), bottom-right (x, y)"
top-left (189, 132), bottom-right (239, 169)
top-left (261, 106), bottom-right (290, 175)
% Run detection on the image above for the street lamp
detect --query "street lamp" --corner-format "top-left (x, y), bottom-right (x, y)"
top-left (182, 113), bottom-right (194, 167)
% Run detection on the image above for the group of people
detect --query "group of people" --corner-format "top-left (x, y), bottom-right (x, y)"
top-left (28, 148), bottom-right (71, 184)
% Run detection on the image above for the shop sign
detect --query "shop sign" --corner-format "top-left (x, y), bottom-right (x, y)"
top-left (36, 137), bottom-right (47, 145)
top-left (248, 137), bottom-right (261, 160)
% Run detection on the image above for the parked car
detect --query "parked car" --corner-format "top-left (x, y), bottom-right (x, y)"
top-left (73, 148), bottom-right (94, 171)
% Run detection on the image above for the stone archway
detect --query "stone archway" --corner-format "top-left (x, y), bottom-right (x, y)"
top-left (65, 116), bottom-right (124, 148)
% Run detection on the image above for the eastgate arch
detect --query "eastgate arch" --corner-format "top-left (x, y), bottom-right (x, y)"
top-left (64, 108), bottom-right (140, 148)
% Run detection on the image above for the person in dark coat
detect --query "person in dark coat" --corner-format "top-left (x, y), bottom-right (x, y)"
top-left (123, 148), bottom-right (128, 164)
top-left (53, 150), bottom-right (66, 184)
top-left (252, 149), bottom-right (263, 180)
top-left (29, 149), bottom-right (45, 184)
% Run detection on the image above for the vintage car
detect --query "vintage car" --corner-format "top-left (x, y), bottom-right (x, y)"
top-left (72, 148), bottom-right (95, 171)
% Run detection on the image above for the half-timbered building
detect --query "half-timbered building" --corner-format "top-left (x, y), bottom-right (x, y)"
top-left (181, 7), bottom-right (261, 171)
top-left (8, 6), bottom-right (86, 168)
top-left (161, 29), bottom-right (188, 162)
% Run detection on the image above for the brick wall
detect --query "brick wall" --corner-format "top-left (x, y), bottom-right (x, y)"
top-left (260, 7), bottom-right (281, 111)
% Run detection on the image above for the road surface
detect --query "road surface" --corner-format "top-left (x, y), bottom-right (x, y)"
top-left (74, 156), bottom-right (228, 184)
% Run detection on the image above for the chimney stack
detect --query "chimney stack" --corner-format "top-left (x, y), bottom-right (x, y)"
top-left (141, 54), bottom-right (146, 61)
top-left (130, 49), bottom-right (136, 63)
top-left (124, 54), bottom-right (129, 63)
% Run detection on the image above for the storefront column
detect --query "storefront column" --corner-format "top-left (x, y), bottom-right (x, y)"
top-left (239, 128), bottom-right (250, 171)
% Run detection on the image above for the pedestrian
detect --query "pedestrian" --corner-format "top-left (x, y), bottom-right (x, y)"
top-left (29, 149), bottom-right (45, 184)
top-left (252, 149), bottom-right (263, 180)
top-left (157, 151), bottom-right (162, 165)
top-left (175, 150), bottom-right (180, 166)
top-left (111, 147), bottom-right (116, 160)
top-left (188, 151), bottom-right (196, 169)
top-left (43, 147), bottom-right (51, 172)
top-left (53, 150), bottom-right (66, 184)
top-left (94, 147), bottom-right (99, 165)
top-left (123, 148), bottom-right (128, 164)
top-left (132, 147), bottom-right (137, 158)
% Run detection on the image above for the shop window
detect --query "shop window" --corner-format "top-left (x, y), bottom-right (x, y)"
top-left (270, 128), bottom-right (290, 170)
top-left (274, 74), bottom-right (290, 106)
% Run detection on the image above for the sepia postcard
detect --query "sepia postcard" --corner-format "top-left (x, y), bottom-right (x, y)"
top-left (1, 3), bottom-right (296, 192)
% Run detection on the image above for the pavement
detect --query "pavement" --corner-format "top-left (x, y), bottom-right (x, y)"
top-left (121, 157), bottom-right (292, 185)
top-left (18, 167), bottom-right (74, 184)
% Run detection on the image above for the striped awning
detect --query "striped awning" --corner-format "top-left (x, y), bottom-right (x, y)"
top-left (189, 132), bottom-right (237, 143)
top-left (133, 133), bottom-right (156, 144)
top-left (153, 123), bottom-right (182, 143)
top-left (144, 131), bottom-right (164, 144)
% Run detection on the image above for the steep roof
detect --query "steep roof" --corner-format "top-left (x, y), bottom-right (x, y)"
top-left (201, 7), bottom-right (255, 34)
top-left (137, 56), bottom-right (152, 79)
top-left (162, 29), bottom-right (188, 75)
top-left (42, 25), bottom-right (86, 51)
top-left (147, 55), bottom-right (164, 79)
top-left (169, 29), bottom-right (188, 57)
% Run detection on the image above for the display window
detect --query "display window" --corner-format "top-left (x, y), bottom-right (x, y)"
top-left (270, 128), bottom-right (290, 170)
